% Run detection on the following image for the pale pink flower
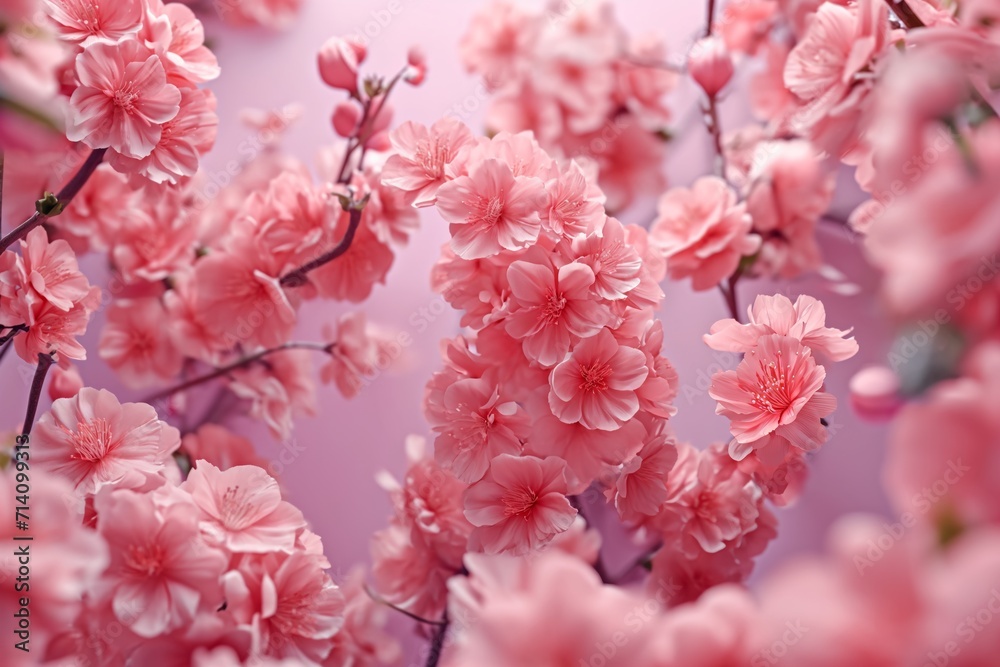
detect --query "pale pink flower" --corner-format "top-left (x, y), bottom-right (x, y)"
top-left (849, 365), bottom-right (902, 421)
top-left (320, 311), bottom-right (395, 398)
top-left (370, 523), bottom-right (453, 620)
top-left (68, 38), bottom-right (181, 159)
top-left (11, 286), bottom-right (100, 363)
top-left (465, 454), bottom-right (577, 555)
top-left (223, 551), bottom-right (345, 662)
top-left (504, 258), bottom-right (610, 366)
top-left (745, 139), bottom-right (834, 278)
top-left (650, 176), bottom-right (760, 290)
top-left (59, 164), bottom-right (133, 248)
top-left (436, 158), bottom-right (547, 259)
top-left (432, 377), bottom-right (530, 483)
top-left (99, 298), bottom-right (183, 388)
top-left (750, 40), bottom-right (799, 122)
top-left (182, 461), bottom-right (306, 553)
top-left (162, 267), bottom-right (226, 363)
top-left (140, 1), bottom-right (220, 86)
top-left (459, 0), bottom-right (535, 89)
top-left (93, 486), bottom-right (228, 637)
top-left (614, 35), bottom-right (677, 130)
top-left (704, 293), bottom-right (860, 363)
top-left (718, 0), bottom-right (777, 54)
top-left (317, 36), bottom-right (366, 92)
top-left (33, 387), bottom-right (180, 497)
top-left (709, 334), bottom-right (837, 455)
top-left (44, 0), bottom-right (143, 45)
top-left (308, 214), bottom-right (394, 303)
top-left (382, 118), bottom-right (475, 207)
top-left (229, 349), bottom-right (317, 441)
top-left (544, 161), bottom-right (606, 237)
top-left (14, 226), bottom-right (90, 312)
top-left (648, 585), bottom-right (757, 664)
top-left (325, 566), bottom-right (402, 667)
top-left (109, 87), bottom-right (218, 184)
top-left (181, 424), bottom-right (270, 472)
top-left (548, 327), bottom-right (649, 431)
top-left (570, 216), bottom-right (644, 300)
top-left (609, 426), bottom-right (677, 521)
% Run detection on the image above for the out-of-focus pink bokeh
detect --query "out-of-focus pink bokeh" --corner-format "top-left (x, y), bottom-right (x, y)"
top-left (0, 0), bottom-right (891, 615)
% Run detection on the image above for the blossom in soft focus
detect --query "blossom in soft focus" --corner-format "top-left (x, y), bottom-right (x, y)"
top-left (382, 118), bottom-right (474, 207)
top-left (318, 36), bottom-right (366, 92)
top-left (688, 36), bottom-right (735, 97)
top-left (33, 388), bottom-right (180, 497)
top-left (651, 176), bottom-right (760, 290)
top-left (43, 0), bottom-right (143, 45)
top-left (850, 365), bottom-right (903, 421)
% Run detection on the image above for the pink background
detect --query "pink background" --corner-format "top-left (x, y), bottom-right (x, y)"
top-left (1, 0), bottom-right (892, 648)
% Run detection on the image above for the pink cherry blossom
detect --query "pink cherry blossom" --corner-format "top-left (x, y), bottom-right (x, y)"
top-left (435, 158), bottom-right (547, 259)
top-left (544, 160), bottom-right (606, 237)
top-left (223, 550), bottom-right (344, 662)
top-left (140, 1), bottom-right (220, 86)
top-left (326, 566), bottom-right (402, 667)
top-left (317, 36), bottom-right (366, 92)
top-left (382, 118), bottom-right (475, 207)
top-left (688, 36), bottom-right (735, 97)
top-left (459, 1), bottom-right (535, 89)
top-left (608, 425), bottom-right (677, 521)
top-left (370, 522), bottom-right (453, 620)
top-left (320, 311), bottom-right (396, 398)
top-left (571, 216), bottom-right (644, 300)
top-left (229, 349), bottom-right (317, 442)
top-left (44, 0), bottom-right (143, 45)
top-left (704, 293), bottom-right (860, 363)
top-left (650, 176), bottom-right (761, 291)
top-left (527, 415), bottom-right (644, 492)
top-left (33, 387), bottom-right (180, 497)
top-left (48, 364), bottom-right (84, 401)
top-left (464, 453), bottom-right (577, 555)
top-left (99, 298), bottom-right (183, 388)
top-left (431, 377), bottom-right (529, 483)
top-left (12, 226), bottom-right (90, 312)
top-left (11, 285), bottom-right (100, 363)
top-left (709, 334), bottom-right (837, 454)
top-left (308, 214), bottom-right (394, 303)
top-left (504, 258), bottom-right (610, 366)
top-left (216, 0), bottom-right (303, 30)
top-left (93, 486), bottom-right (227, 638)
top-left (548, 327), bottom-right (649, 431)
top-left (68, 38), bottom-right (181, 159)
top-left (182, 461), bottom-right (306, 553)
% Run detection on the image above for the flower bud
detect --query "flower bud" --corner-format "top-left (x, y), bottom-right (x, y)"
top-left (332, 101), bottom-right (361, 137)
top-left (688, 36), bottom-right (734, 98)
top-left (850, 366), bottom-right (902, 421)
top-left (48, 365), bottom-right (84, 401)
top-left (404, 46), bottom-right (427, 86)
top-left (318, 36), bottom-right (366, 92)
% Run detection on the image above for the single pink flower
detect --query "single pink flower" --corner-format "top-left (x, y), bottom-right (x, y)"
top-left (548, 327), bottom-right (649, 431)
top-left (33, 387), bottom-right (180, 497)
top-left (140, 0), bottom-right (221, 86)
top-left (370, 523), bottom-right (453, 621)
top-left (459, 0), bottom-right (535, 89)
top-left (709, 334), bottom-right (837, 453)
top-left (223, 550), bottom-right (345, 662)
top-left (216, 0), bottom-right (303, 29)
top-left (650, 176), bottom-right (761, 290)
top-left (182, 461), bottom-right (306, 553)
top-left (436, 158), bottom-right (547, 259)
top-left (704, 293), bottom-right (860, 363)
top-left (320, 311), bottom-right (395, 398)
top-left (527, 415), bottom-right (645, 493)
top-left (43, 0), bottom-right (143, 45)
top-left (570, 216), bottom-right (644, 300)
top-left (308, 214), bottom-right (395, 303)
top-left (68, 38), bottom-right (181, 159)
top-left (609, 426), bottom-right (678, 521)
top-left (326, 566), bottom-right (402, 667)
top-left (464, 454), bottom-right (577, 555)
top-left (229, 349), bottom-right (317, 441)
top-left (382, 118), bottom-right (475, 207)
top-left (11, 286), bottom-right (100, 363)
top-left (48, 364), bottom-right (84, 401)
top-left (162, 267), bottom-right (227, 364)
top-left (109, 190), bottom-right (197, 283)
top-left (432, 377), bottom-right (530, 483)
top-left (544, 160), bottom-right (606, 237)
top-left (93, 486), bottom-right (228, 638)
top-left (718, 0), bottom-right (777, 54)
top-left (504, 259), bottom-right (610, 367)
top-left (16, 226), bottom-right (91, 312)
top-left (98, 298), bottom-right (183, 388)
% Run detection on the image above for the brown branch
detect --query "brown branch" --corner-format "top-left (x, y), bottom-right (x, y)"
top-left (0, 148), bottom-right (107, 253)
top-left (279, 207), bottom-right (363, 287)
top-left (20, 353), bottom-right (55, 437)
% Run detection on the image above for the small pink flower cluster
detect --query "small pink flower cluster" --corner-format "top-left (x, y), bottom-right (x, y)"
top-left (2, 387), bottom-right (398, 666)
top-left (459, 0), bottom-right (677, 211)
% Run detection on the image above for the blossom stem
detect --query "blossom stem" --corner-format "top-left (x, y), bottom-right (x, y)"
top-left (705, 0), bottom-right (717, 37)
top-left (20, 353), bottom-right (55, 437)
top-left (362, 583), bottom-right (448, 626)
top-left (425, 611), bottom-right (449, 667)
top-left (142, 341), bottom-right (333, 403)
top-left (719, 277), bottom-right (742, 322)
top-left (0, 150), bottom-right (5, 229)
top-left (0, 148), bottom-right (107, 254)
top-left (704, 96), bottom-right (727, 179)
top-left (335, 66), bottom-right (408, 184)
top-left (569, 494), bottom-right (613, 584)
top-left (279, 207), bottom-right (363, 287)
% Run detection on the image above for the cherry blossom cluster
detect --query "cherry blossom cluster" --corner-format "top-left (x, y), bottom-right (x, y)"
top-left (0, 385), bottom-right (397, 666)
top-left (459, 0), bottom-right (677, 211)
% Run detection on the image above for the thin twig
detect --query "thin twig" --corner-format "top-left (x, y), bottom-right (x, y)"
top-left (705, 0), bottom-right (717, 37)
top-left (425, 611), bottom-right (449, 667)
top-left (20, 353), bottom-right (55, 437)
top-left (362, 583), bottom-right (448, 626)
top-left (279, 207), bottom-right (363, 287)
top-left (0, 148), bottom-right (107, 253)
top-left (141, 341), bottom-right (333, 403)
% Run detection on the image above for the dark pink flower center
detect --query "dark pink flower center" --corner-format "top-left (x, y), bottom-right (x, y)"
top-left (107, 82), bottom-right (141, 114)
top-left (578, 362), bottom-right (612, 393)
top-left (471, 194), bottom-right (505, 228)
top-left (416, 138), bottom-right (449, 179)
top-left (744, 356), bottom-right (793, 414)
top-left (502, 487), bottom-right (538, 518)
top-left (68, 418), bottom-right (114, 462)
top-left (124, 542), bottom-right (166, 577)
top-left (541, 290), bottom-right (567, 324)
